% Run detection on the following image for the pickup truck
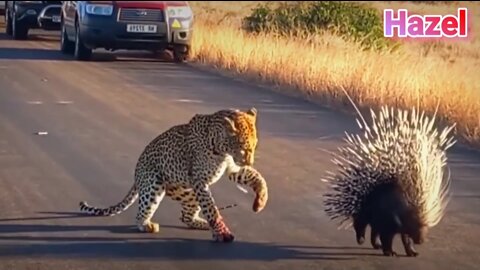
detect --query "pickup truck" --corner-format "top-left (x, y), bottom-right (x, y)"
top-left (4, 1), bottom-right (63, 40)
top-left (60, 1), bottom-right (194, 62)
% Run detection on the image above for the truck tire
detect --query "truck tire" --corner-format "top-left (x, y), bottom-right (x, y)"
top-left (74, 20), bottom-right (92, 61)
top-left (5, 8), bottom-right (12, 36)
top-left (60, 21), bottom-right (74, 55)
top-left (12, 9), bottom-right (28, 40)
top-left (173, 45), bottom-right (189, 63)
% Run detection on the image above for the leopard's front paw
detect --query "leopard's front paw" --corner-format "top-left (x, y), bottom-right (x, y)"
top-left (213, 231), bottom-right (235, 243)
top-left (210, 216), bottom-right (235, 243)
top-left (253, 190), bottom-right (268, 213)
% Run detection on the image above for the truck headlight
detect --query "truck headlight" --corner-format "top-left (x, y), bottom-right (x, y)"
top-left (167, 6), bottom-right (193, 19)
top-left (85, 4), bottom-right (113, 16)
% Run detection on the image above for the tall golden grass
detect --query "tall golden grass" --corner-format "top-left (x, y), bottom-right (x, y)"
top-left (189, 1), bottom-right (480, 147)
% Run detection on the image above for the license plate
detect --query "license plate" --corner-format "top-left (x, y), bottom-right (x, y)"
top-left (52, 15), bottom-right (61, 23)
top-left (126, 24), bottom-right (157, 33)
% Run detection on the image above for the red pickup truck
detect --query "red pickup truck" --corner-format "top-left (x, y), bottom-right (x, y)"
top-left (60, 1), bottom-right (193, 62)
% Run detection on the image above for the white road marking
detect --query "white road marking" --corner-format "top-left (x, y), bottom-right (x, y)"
top-left (173, 99), bottom-right (203, 103)
top-left (26, 101), bottom-right (43, 105)
top-left (56, 101), bottom-right (74, 105)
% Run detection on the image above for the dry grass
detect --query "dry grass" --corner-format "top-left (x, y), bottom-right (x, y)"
top-left (188, 1), bottom-right (480, 147)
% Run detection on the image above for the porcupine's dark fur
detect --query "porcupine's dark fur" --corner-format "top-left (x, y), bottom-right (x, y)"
top-left (322, 105), bottom-right (456, 257)
top-left (352, 181), bottom-right (428, 257)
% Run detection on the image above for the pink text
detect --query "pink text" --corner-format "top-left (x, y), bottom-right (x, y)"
top-left (383, 8), bottom-right (468, 38)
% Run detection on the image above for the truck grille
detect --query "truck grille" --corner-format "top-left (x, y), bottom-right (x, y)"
top-left (118, 8), bottom-right (165, 22)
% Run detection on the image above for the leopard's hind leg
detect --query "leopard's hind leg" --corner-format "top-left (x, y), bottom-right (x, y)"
top-left (136, 175), bottom-right (166, 233)
top-left (166, 185), bottom-right (209, 230)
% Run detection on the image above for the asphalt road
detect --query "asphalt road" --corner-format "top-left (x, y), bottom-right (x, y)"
top-left (0, 24), bottom-right (479, 270)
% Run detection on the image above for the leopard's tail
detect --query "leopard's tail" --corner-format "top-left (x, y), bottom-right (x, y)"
top-left (79, 183), bottom-right (139, 216)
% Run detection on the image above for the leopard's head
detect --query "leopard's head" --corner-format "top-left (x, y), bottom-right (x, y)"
top-left (221, 108), bottom-right (258, 166)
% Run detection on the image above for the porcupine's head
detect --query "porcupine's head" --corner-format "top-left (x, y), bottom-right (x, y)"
top-left (322, 105), bottom-right (456, 231)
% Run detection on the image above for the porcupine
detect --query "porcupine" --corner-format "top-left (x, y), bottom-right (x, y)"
top-left (322, 105), bottom-right (456, 257)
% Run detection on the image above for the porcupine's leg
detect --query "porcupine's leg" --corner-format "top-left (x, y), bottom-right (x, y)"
top-left (401, 234), bottom-right (419, 257)
top-left (226, 164), bottom-right (268, 213)
top-left (353, 215), bottom-right (368, 245)
top-left (370, 228), bottom-right (382, 249)
top-left (166, 185), bottom-right (209, 230)
top-left (380, 232), bottom-right (397, 256)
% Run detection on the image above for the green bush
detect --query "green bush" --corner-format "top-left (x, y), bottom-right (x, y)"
top-left (243, 1), bottom-right (398, 51)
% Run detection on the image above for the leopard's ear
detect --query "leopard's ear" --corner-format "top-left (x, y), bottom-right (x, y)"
top-left (246, 107), bottom-right (257, 117)
top-left (224, 116), bottom-right (237, 134)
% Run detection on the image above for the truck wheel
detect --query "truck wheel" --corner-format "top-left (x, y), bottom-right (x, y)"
top-left (74, 20), bottom-right (92, 61)
top-left (12, 10), bottom-right (28, 40)
top-left (173, 45), bottom-right (190, 63)
top-left (5, 8), bottom-right (12, 36)
top-left (60, 21), bottom-right (74, 55)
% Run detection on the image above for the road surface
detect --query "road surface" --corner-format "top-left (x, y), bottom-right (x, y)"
top-left (0, 24), bottom-right (479, 270)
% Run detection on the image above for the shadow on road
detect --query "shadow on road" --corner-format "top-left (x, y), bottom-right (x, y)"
top-left (0, 32), bottom-right (177, 62)
top-left (0, 234), bottom-right (382, 261)
top-left (0, 211), bottom-right (99, 222)
top-left (0, 47), bottom-right (72, 61)
top-left (453, 194), bottom-right (480, 199)
top-left (0, 47), bottom-right (176, 63)
top-left (0, 32), bottom-right (59, 41)
top-left (0, 223), bottom-right (187, 235)
top-left (0, 212), bottom-right (383, 261)
top-left (0, 32), bottom-right (10, 41)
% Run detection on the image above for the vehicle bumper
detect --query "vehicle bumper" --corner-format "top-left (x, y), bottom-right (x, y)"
top-left (79, 14), bottom-right (193, 51)
top-left (14, 3), bottom-right (61, 30)
top-left (37, 5), bottom-right (62, 31)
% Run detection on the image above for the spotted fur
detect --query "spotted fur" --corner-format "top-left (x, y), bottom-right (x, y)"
top-left (79, 108), bottom-right (268, 242)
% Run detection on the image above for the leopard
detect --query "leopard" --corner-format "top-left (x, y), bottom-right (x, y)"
top-left (78, 107), bottom-right (268, 243)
